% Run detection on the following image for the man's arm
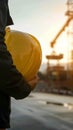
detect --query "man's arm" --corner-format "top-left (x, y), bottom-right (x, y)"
top-left (0, 50), bottom-right (38, 99)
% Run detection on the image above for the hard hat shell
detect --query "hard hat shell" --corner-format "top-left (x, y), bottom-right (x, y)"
top-left (5, 28), bottom-right (42, 81)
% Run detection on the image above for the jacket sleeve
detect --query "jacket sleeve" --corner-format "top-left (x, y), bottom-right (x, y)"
top-left (0, 49), bottom-right (32, 100)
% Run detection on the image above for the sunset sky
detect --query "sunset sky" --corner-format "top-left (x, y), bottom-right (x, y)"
top-left (9, 0), bottom-right (68, 64)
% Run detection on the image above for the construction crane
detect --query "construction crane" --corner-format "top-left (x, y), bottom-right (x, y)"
top-left (50, 0), bottom-right (73, 48)
top-left (50, 16), bottom-right (73, 48)
top-left (45, 0), bottom-right (73, 95)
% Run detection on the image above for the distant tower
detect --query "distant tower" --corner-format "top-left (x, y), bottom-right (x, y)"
top-left (65, 0), bottom-right (73, 70)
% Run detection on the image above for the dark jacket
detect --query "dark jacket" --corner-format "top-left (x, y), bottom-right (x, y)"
top-left (0, 43), bottom-right (31, 108)
top-left (0, 0), bottom-right (31, 109)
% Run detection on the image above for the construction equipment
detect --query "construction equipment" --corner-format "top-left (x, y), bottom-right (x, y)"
top-left (45, 0), bottom-right (73, 95)
top-left (51, 16), bottom-right (73, 48)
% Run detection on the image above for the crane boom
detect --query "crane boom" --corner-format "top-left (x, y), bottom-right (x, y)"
top-left (51, 16), bottom-right (73, 47)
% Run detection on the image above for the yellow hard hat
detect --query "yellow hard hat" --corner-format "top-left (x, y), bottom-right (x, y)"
top-left (5, 28), bottom-right (42, 81)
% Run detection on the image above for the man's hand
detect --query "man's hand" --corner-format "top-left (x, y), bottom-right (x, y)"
top-left (28, 75), bottom-right (39, 90)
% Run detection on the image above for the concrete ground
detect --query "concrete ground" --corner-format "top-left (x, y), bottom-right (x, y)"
top-left (8, 92), bottom-right (73, 130)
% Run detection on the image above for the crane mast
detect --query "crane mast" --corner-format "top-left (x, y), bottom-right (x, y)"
top-left (66, 0), bottom-right (73, 70)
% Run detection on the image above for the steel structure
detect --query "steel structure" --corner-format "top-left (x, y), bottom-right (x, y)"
top-left (65, 0), bottom-right (73, 70)
top-left (48, 0), bottom-right (73, 69)
top-left (45, 0), bottom-right (73, 94)
top-left (50, 0), bottom-right (73, 48)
